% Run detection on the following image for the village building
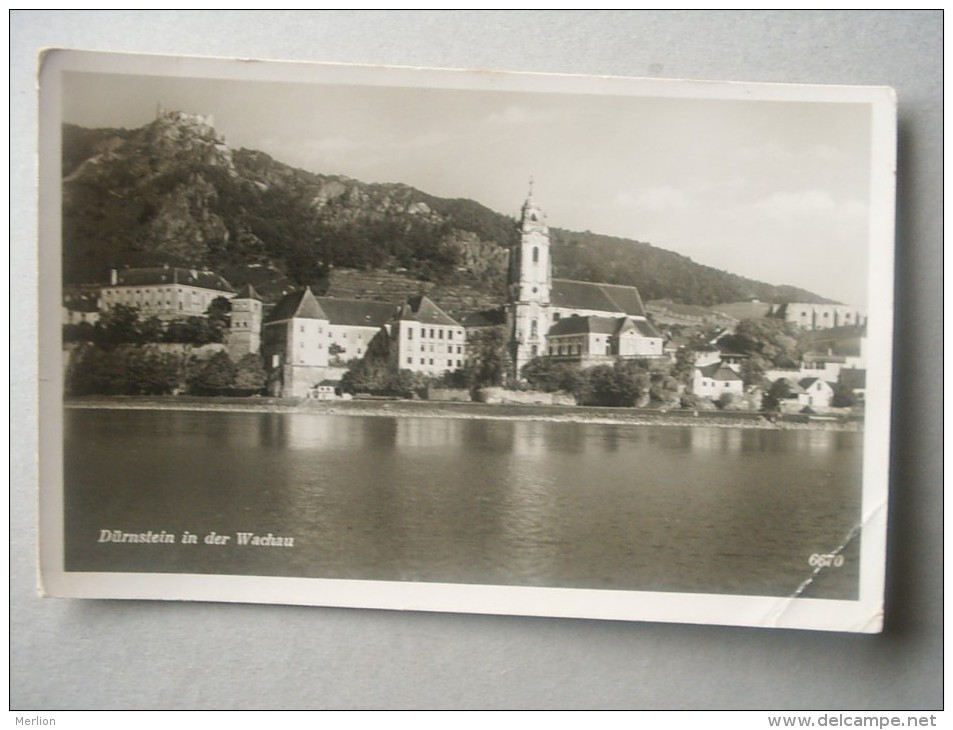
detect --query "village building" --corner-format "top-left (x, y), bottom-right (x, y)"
top-left (797, 377), bottom-right (834, 409)
top-left (390, 295), bottom-right (466, 376)
top-left (261, 286), bottom-right (466, 397)
top-left (312, 379), bottom-right (350, 401)
top-left (506, 187), bottom-right (663, 375)
top-left (62, 294), bottom-right (101, 326)
top-left (692, 361), bottom-right (744, 400)
top-left (261, 287), bottom-right (330, 397)
top-left (318, 298), bottom-right (401, 365)
top-left (776, 302), bottom-right (866, 331)
top-left (100, 266), bottom-right (235, 321)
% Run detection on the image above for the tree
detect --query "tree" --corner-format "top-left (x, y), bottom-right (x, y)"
top-left (63, 321), bottom-right (95, 343)
top-left (165, 316), bottom-right (220, 345)
top-left (189, 351), bottom-right (238, 395)
top-left (67, 343), bottom-right (130, 395)
top-left (462, 327), bottom-right (510, 388)
top-left (205, 296), bottom-right (232, 342)
top-left (386, 369), bottom-right (427, 399)
top-left (581, 360), bottom-right (650, 407)
top-left (716, 391), bottom-right (735, 410)
top-left (66, 343), bottom-right (184, 395)
top-left (233, 354), bottom-right (267, 393)
top-left (340, 357), bottom-right (391, 395)
top-left (93, 304), bottom-right (144, 350)
top-left (763, 378), bottom-right (794, 412)
top-left (671, 347), bottom-right (697, 385)
top-left (126, 346), bottom-right (182, 395)
top-left (649, 372), bottom-right (681, 407)
top-left (831, 380), bottom-right (856, 408)
top-left (328, 342), bottom-right (346, 366)
top-left (718, 319), bottom-right (808, 369)
top-left (739, 355), bottom-right (768, 389)
top-left (520, 357), bottom-right (581, 393)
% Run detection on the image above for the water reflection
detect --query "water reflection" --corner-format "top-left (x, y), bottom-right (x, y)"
top-left (64, 410), bottom-right (863, 599)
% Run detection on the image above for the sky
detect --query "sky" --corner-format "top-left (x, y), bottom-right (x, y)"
top-left (61, 66), bottom-right (876, 306)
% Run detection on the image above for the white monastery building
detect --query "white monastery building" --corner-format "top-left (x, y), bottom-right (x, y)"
top-left (100, 266), bottom-right (235, 321)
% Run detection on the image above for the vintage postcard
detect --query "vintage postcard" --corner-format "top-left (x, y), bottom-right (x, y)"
top-left (38, 50), bottom-right (896, 632)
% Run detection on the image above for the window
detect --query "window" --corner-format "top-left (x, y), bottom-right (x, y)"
top-left (429, 328), bottom-right (435, 338)
top-left (448, 331), bottom-right (453, 340)
top-left (407, 357), bottom-right (412, 364)
top-left (429, 359), bottom-right (433, 365)
top-left (532, 247), bottom-right (539, 263)
top-left (439, 330), bottom-right (443, 339)
top-left (447, 360), bottom-right (452, 367)
top-left (552, 312), bottom-right (560, 321)
top-left (408, 328), bottom-right (413, 340)
top-left (530, 320), bottom-right (537, 338)
top-left (420, 358), bottom-right (425, 365)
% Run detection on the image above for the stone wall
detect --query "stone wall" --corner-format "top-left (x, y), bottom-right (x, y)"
top-left (476, 387), bottom-right (576, 406)
top-left (426, 387), bottom-right (472, 402)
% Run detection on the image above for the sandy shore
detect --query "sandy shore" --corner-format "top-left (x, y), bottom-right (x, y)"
top-left (64, 395), bottom-right (863, 431)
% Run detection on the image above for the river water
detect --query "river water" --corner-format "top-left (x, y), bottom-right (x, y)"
top-left (64, 409), bottom-right (863, 599)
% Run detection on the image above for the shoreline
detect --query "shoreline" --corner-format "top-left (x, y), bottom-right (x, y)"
top-left (64, 396), bottom-right (864, 431)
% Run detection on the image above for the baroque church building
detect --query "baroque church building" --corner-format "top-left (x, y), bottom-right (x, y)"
top-left (506, 188), bottom-right (664, 376)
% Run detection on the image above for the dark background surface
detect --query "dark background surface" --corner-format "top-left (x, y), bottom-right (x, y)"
top-left (12, 10), bottom-right (942, 709)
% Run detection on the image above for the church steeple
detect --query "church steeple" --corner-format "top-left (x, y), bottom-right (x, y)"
top-left (520, 176), bottom-right (547, 235)
top-left (509, 179), bottom-right (552, 303)
top-left (507, 181), bottom-right (553, 375)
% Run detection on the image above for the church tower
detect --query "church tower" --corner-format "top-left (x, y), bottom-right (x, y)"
top-left (227, 283), bottom-right (263, 359)
top-left (508, 180), bottom-right (553, 376)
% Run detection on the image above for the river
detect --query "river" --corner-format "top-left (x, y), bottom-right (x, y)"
top-left (63, 409), bottom-right (863, 599)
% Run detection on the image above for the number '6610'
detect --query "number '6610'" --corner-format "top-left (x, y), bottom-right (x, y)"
top-left (809, 553), bottom-right (845, 568)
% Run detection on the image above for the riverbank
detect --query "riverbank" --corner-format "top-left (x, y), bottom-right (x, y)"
top-left (64, 395), bottom-right (863, 430)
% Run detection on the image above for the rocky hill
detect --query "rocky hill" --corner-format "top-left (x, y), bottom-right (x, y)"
top-left (62, 112), bottom-right (835, 308)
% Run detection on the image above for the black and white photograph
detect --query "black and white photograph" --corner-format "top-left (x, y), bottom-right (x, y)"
top-left (39, 49), bottom-right (896, 632)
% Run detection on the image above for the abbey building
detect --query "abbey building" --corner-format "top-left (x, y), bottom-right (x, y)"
top-left (505, 188), bottom-right (664, 374)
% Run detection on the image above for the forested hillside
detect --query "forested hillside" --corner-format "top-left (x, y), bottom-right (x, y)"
top-left (62, 113), bottom-right (835, 307)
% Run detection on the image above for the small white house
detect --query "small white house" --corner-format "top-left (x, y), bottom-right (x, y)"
top-left (797, 377), bottom-right (834, 409)
top-left (693, 361), bottom-right (744, 399)
top-left (311, 379), bottom-right (350, 401)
